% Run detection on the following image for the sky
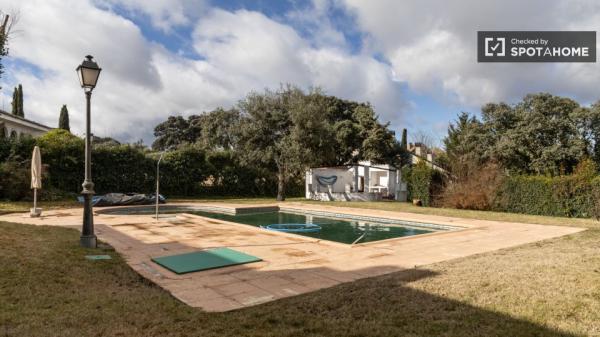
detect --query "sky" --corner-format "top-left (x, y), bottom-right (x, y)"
top-left (1, 0), bottom-right (600, 146)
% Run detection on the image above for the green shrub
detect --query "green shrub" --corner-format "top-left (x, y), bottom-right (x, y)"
top-left (160, 145), bottom-right (210, 196)
top-left (592, 177), bottom-right (600, 220)
top-left (0, 135), bottom-right (36, 162)
top-left (0, 160), bottom-right (30, 200)
top-left (37, 129), bottom-right (84, 193)
top-left (494, 159), bottom-right (600, 218)
top-left (403, 161), bottom-right (443, 207)
top-left (204, 151), bottom-right (259, 196)
top-left (92, 144), bottom-right (155, 194)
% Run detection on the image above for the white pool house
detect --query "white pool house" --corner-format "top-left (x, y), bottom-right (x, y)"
top-left (305, 161), bottom-right (407, 202)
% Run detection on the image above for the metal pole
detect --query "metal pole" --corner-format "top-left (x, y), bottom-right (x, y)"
top-left (155, 152), bottom-right (164, 221)
top-left (80, 90), bottom-right (96, 248)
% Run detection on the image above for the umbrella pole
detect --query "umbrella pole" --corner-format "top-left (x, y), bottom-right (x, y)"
top-left (33, 189), bottom-right (37, 210)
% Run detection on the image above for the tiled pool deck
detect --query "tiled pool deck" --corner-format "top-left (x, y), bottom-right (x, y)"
top-left (0, 202), bottom-right (585, 312)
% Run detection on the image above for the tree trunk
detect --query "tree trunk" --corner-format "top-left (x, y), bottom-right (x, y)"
top-left (276, 170), bottom-right (286, 201)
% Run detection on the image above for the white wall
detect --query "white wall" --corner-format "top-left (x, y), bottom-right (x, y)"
top-left (0, 115), bottom-right (51, 138)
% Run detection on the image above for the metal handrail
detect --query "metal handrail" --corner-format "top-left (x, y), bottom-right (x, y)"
top-left (351, 232), bottom-right (367, 245)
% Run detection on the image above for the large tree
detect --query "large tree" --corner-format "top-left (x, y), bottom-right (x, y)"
top-left (152, 108), bottom-right (242, 151)
top-left (444, 112), bottom-right (489, 179)
top-left (151, 86), bottom-right (404, 200)
top-left (445, 93), bottom-right (591, 176)
top-left (152, 116), bottom-right (196, 150)
top-left (321, 95), bottom-right (403, 167)
top-left (579, 103), bottom-right (600, 169)
top-left (58, 105), bottom-right (70, 131)
top-left (192, 108), bottom-right (241, 150)
top-left (236, 86), bottom-right (335, 201)
top-left (487, 94), bottom-right (586, 175)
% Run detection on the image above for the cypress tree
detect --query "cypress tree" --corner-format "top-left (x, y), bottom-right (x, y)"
top-left (58, 105), bottom-right (70, 132)
top-left (400, 128), bottom-right (410, 167)
top-left (400, 128), bottom-right (408, 149)
top-left (17, 84), bottom-right (24, 117)
top-left (10, 86), bottom-right (17, 115)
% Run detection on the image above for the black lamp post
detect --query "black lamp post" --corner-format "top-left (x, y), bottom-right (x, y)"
top-left (76, 55), bottom-right (101, 248)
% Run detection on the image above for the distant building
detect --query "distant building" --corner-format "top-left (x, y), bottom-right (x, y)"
top-left (0, 110), bottom-right (52, 138)
top-left (407, 142), bottom-right (446, 172)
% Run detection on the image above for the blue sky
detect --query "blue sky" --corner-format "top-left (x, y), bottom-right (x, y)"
top-left (1, 0), bottom-right (598, 145)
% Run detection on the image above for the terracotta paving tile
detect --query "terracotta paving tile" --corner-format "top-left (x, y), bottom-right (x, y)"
top-left (295, 277), bottom-right (340, 291)
top-left (247, 276), bottom-right (292, 289)
top-left (171, 286), bottom-right (223, 301)
top-left (230, 269), bottom-right (268, 281)
top-left (261, 283), bottom-right (312, 299)
top-left (187, 297), bottom-right (243, 312)
top-left (194, 274), bottom-right (241, 287)
top-left (310, 269), bottom-right (362, 283)
top-left (213, 281), bottom-right (265, 297)
top-left (228, 288), bottom-right (276, 306)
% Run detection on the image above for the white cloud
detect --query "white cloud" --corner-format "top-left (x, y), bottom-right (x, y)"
top-left (193, 9), bottom-right (312, 88)
top-left (341, 0), bottom-right (600, 106)
top-left (95, 0), bottom-right (208, 32)
top-left (192, 8), bottom-right (405, 126)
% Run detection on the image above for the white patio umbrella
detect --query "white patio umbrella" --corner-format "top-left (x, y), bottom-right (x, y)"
top-left (30, 146), bottom-right (42, 217)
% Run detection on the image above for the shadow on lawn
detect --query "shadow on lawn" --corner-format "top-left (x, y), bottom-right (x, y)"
top-left (212, 267), bottom-right (579, 337)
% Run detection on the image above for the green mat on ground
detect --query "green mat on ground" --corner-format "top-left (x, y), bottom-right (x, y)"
top-left (151, 248), bottom-right (262, 274)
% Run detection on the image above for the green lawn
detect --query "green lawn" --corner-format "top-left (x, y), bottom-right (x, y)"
top-left (0, 200), bottom-right (81, 215)
top-left (1, 200), bottom-right (600, 336)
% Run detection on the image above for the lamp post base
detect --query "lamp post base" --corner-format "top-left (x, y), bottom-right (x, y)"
top-left (80, 234), bottom-right (97, 248)
top-left (81, 191), bottom-right (96, 248)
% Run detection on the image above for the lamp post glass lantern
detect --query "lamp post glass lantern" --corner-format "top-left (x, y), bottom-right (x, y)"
top-left (76, 55), bottom-right (101, 248)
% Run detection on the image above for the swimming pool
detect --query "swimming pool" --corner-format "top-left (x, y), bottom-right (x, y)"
top-left (101, 206), bottom-right (443, 244)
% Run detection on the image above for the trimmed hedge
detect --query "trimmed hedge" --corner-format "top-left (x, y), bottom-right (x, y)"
top-left (93, 144), bottom-right (155, 194)
top-left (494, 162), bottom-right (600, 218)
top-left (0, 129), bottom-right (303, 200)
